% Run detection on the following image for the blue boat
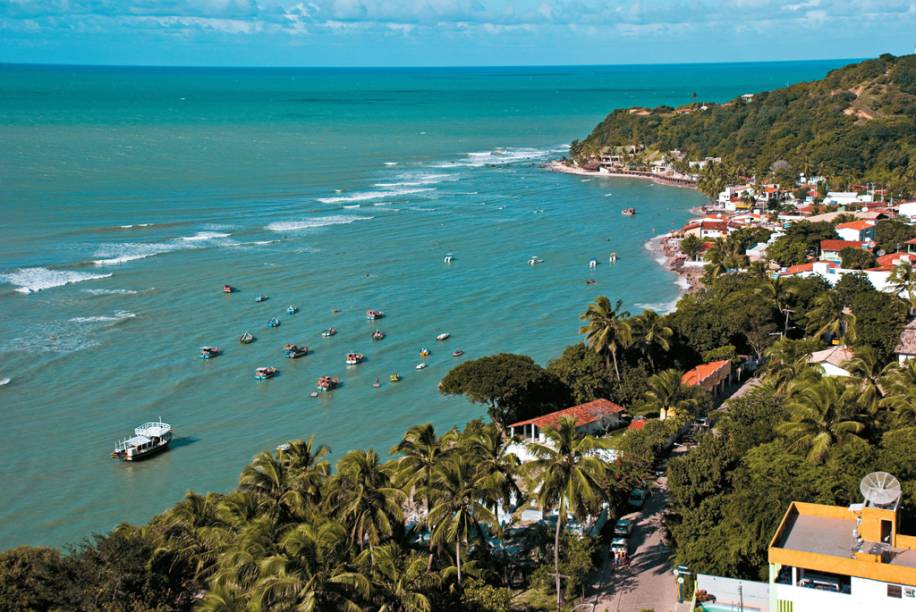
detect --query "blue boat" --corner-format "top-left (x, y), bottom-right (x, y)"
top-left (287, 305), bottom-right (298, 315)
top-left (266, 318), bottom-right (281, 328)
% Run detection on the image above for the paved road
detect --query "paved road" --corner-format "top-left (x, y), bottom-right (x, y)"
top-left (591, 448), bottom-right (691, 612)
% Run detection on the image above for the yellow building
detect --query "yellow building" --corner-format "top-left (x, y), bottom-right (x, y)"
top-left (768, 487), bottom-right (916, 610)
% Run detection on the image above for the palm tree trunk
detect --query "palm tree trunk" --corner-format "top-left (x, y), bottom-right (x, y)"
top-left (456, 535), bottom-right (462, 588)
top-left (611, 350), bottom-right (621, 381)
top-left (554, 510), bottom-right (562, 611)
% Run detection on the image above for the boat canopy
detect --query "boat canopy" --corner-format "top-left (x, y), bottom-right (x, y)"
top-left (135, 421), bottom-right (171, 438)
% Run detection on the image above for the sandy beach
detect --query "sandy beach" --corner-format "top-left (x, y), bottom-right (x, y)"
top-left (546, 160), bottom-right (699, 190)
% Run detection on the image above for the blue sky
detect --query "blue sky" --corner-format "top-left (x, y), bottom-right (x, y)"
top-left (1, 0), bottom-right (915, 66)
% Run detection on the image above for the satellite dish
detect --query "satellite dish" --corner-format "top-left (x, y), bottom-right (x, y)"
top-left (877, 249), bottom-right (886, 257)
top-left (860, 472), bottom-right (902, 507)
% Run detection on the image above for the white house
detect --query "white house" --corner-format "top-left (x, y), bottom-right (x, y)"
top-left (895, 320), bottom-right (916, 364)
top-left (809, 345), bottom-right (855, 377)
top-left (897, 201), bottom-right (916, 220)
top-left (835, 220), bottom-right (876, 243)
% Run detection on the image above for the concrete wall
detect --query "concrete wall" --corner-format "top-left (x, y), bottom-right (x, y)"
top-left (697, 574), bottom-right (770, 611)
top-left (772, 577), bottom-right (916, 611)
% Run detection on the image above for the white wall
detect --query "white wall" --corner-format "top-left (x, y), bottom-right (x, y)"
top-left (772, 577), bottom-right (916, 611)
top-left (697, 574), bottom-right (769, 611)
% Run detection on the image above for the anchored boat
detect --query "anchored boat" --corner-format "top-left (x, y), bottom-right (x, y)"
top-left (366, 309), bottom-right (384, 320)
top-left (444, 253), bottom-right (454, 264)
top-left (223, 284), bottom-right (235, 294)
top-left (112, 419), bottom-right (171, 461)
top-left (622, 207), bottom-right (636, 216)
top-left (528, 256), bottom-right (543, 266)
top-left (240, 331), bottom-right (255, 344)
top-left (389, 373), bottom-right (401, 383)
top-left (436, 333), bottom-right (450, 341)
top-left (316, 375), bottom-right (340, 391)
top-left (321, 327), bottom-right (337, 338)
top-left (372, 330), bottom-right (386, 341)
top-left (415, 362), bottom-right (427, 370)
top-left (255, 294), bottom-right (269, 303)
top-left (419, 348), bottom-right (430, 358)
top-left (255, 366), bottom-right (277, 380)
top-left (287, 305), bottom-right (298, 315)
top-left (266, 318), bottom-right (281, 328)
top-left (452, 349), bottom-right (464, 357)
top-left (284, 344), bottom-right (309, 359)
top-left (199, 346), bottom-right (221, 359)
top-left (346, 352), bottom-right (364, 366)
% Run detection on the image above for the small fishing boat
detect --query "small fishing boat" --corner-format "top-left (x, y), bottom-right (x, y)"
top-left (240, 331), bottom-right (255, 344)
top-left (287, 305), bottom-right (298, 315)
top-left (199, 346), bottom-right (221, 359)
top-left (316, 375), bottom-right (340, 391)
top-left (112, 419), bottom-right (171, 461)
top-left (366, 309), bottom-right (384, 320)
top-left (389, 373), bottom-right (401, 383)
top-left (284, 344), bottom-right (309, 359)
top-left (622, 207), bottom-right (636, 216)
top-left (444, 253), bottom-right (454, 264)
top-left (609, 251), bottom-right (618, 263)
top-left (255, 295), bottom-right (269, 303)
top-left (436, 333), bottom-right (450, 342)
top-left (255, 366), bottom-right (278, 380)
top-left (0, 377), bottom-right (9, 386)
top-left (346, 352), bottom-right (364, 366)
top-left (585, 279), bottom-right (597, 285)
top-left (588, 258), bottom-right (598, 269)
top-left (223, 284), bottom-right (235, 294)
top-left (415, 363), bottom-right (427, 370)
top-left (452, 349), bottom-right (464, 357)
top-left (372, 377), bottom-right (381, 388)
top-left (372, 330), bottom-right (386, 341)
top-left (528, 256), bottom-right (543, 266)
top-left (266, 318), bottom-right (281, 328)
top-left (321, 327), bottom-right (337, 338)
top-left (419, 348), bottom-right (430, 358)
top-left (309, 391), bottom-right (320, 398)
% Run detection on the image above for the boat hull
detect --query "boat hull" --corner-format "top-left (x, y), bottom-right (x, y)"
top-left (119, 440), bottom-right (170, 462)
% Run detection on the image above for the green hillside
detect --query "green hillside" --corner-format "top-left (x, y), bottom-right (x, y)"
top-left (571, 54), bottom-right (916, 195)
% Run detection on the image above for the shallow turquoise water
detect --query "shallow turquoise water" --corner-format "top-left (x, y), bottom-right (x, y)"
top-left (0, 61), bottom-right (848, 548)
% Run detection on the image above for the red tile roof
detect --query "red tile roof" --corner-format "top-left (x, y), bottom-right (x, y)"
top-left (627, 419), bottom-right (647, 431)
top-left (907, 238), bottom-right (916, 246)
top-left (702, 220), bottom-right (728, 231)
top-left (835, 220), bottom-right (874, 231)
top-left (785, 262), bottom-right (814, 274)
top-left (509, 399), bottom-right (626, 429)
top-left (682, 360), bottom-right (731, 386)
top-left (820, 239), bottom-right (864, 252)
top-left (876, 252), bottom-right (916, 267)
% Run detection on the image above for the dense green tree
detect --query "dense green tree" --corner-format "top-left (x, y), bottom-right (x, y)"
top-left (679, 234), bottom-right (704, 262)
top-left (840, 246), bottom-right (877, 269)
top-left (638, 369), bottom-right (707, 419)
top-left (875, 218), bottom-right (916, 253)
top-left (0, 547), bottom-right (79, 612)
top-left (889, 259), bottom-right (916, 313)
top-left (546, 343), bottom-right (612, 404)
top-left (630, 308), bottom-right (673, 372)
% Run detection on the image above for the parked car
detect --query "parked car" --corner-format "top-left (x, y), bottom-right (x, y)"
top-left (627, 487), bottom-right (649, 509)
top-left (613, 517), bottom-right (634, 537)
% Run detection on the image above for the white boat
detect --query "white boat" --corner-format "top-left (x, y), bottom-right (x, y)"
top-left (444, 253), bottom-right (454, 264)
top-left (112, 419), bottom-right (172, 461)
top-left (588, 258), bottom-right (598, 269)
top-left (415, 363), bottom-right (427, 370)
top-left (528, 256), bottom-right (543, 266)
top-left (436, 333), bottom-right (450, 341)
top-left (346, 352), bottom-right (364, 366)
top-left (0, 378), bottom-right (9, 386)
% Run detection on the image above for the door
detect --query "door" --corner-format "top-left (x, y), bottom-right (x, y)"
top-left (881, 520), bottom-right (893, 544)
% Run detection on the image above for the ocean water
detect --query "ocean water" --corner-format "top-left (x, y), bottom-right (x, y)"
top-left (0, 60), bottom-right (848, 548)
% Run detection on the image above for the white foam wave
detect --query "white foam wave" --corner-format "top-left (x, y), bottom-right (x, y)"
top-left (70, 310), bottom-right (136, 324)
top-left (1, 268), bottom-right (113, 294)
top-left (342, 205), bottom-right (361, 209)
top-left (266, 215), bottom-right (373, 232)
top-left (317, 188), bottom-right (432, 204)
top-left (635, 299), bottom-right (680, 314)
top-left (83, 288), bottom-right (140, 296)
top-left (430, 147), bottom-right (552, 169)
top-left (373, 173), bottom-right (455, 188)
top-left (180, 231), bottom-right (231, 242)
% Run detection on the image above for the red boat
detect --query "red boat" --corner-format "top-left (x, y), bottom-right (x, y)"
top-left (346, 352), bottom-right (364, 366)
top-left (223, 284), bottom-right (235, 293)
top-left (366, 309), bottom-right (384, 320)
top-left (316, 375), bottom-right (340, 391)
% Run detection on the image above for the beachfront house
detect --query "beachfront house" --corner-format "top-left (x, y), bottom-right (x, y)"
top-left (895, 320), bottom-right (916, 364)
top-left (897, 201), bottom-right (916, 221)
top-left (820, 239), bottom-right (870, 263)
top-left (809, 345), bottom-right (855, 377)
top-left (681, 360), bottom-right (731, 398)
top-left (836, 220), bottom-right (877, 243)
top-left (508, 399), bottom-right (627, 445)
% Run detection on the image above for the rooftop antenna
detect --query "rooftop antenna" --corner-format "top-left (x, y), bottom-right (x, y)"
top-left (860, 472), bottom-right (902, 509)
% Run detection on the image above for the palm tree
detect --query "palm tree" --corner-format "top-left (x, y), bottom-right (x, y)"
top-left (777, 377), bottom-right (866, 463)
top-left (679, 234), bottom-right (704, 262)
top-left (888, 259), bottom-right (916, 314)
top-left (879, 359), bottom-right (916, 427)
top-left (639, 369), bottom-right (705, 419)
top-left (327, 450), bottom-right (405, 560)
top-left (156, 492), bottom-right (228, 587)
top-left (239, 451), bottom-right (299, 521)
top-left (251, 521), bottom-right (369, 611)
top-left (631, 308), bottom-right (673, 372)
top-left (426, 455), bottom-right (499, 589)
top-left (358, 543), bottom-right (435, 612)
top-left (762, 337), bottom-right (820, 392)
top-left (390, 424), bottom-right (446, 517)
top-left (464, 423), bottom-right (523, 513)
top-left (842, 346), bottom-right (885, 414)
top-left (705, 235), bottom-right (747, 275)
top-left (805, 291), bottom-right (857, 343)
top-left (522, 417), bottom-right (609, 611)
top-left (579, 296), bottom-right (632, 380)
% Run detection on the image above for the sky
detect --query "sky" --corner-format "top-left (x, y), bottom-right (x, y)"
top-left (1, 0), bottom-right (915, 67)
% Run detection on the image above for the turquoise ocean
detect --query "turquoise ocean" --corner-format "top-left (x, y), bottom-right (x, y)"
top-left (0, 60), bottom-right (848, 548)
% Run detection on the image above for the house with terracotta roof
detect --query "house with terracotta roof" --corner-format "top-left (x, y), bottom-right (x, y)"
top-left (681, 360), bottom-right (731, 397)
top-left (820, 239), bottom-right (871, 263)
top-left (895, 320), bottom-right (916, 364)
top-left (627, 417), bottom-right (647, 431)
top-left (508, 399), bottom-right (628, 444)
top-left (907, 238), bottom-right (916, 256)
top-left (836, 220), bottom-right (877, 242)
top-left (809, 345), bottom-right (855, 377)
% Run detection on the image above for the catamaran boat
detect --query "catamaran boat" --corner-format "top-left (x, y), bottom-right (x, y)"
top-left (366, 309), bottom-right (384, 320)
top-left (255, 366), bottom-right (277, 380)
top-left (255, 295), bottom-right (269, 303)
top-left (528, 256), bottom-right (543, 266)
top-left (112, 419), bottom-right (172, 461)
top-left (287, 305), bottom-right (298, 315)
top-left (443, 253), bottom-right (454, 264)
top-left (199, 346), bottom-right (221, 359)
top-left (436, 333), bottom-right (450, 342)
top-left (321, 327), bottom-right (337, 337)
top-left (240, 331), bottom-right (255, 344)
top-left (372, 330), bottom-right (386, 341)
top-left (266, 318), bottom-right (281, 328)
top-left (346, 352), bottom-right (364, 366)
top-left (316, 375), bottom-right (340, 391)
top-left (223, 284), bottom-right (235, 294)
top-left (284, 344), bottom-right (309, 359)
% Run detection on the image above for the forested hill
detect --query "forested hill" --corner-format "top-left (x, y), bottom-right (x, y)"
top-left (571, 54), bottom-right (916, 194)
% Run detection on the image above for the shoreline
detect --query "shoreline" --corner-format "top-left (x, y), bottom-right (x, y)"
top-left (546, 159), bottom-right (699, 190)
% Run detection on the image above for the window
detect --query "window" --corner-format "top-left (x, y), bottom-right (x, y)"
top-left (888, 584), bottom-right (902, 598)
